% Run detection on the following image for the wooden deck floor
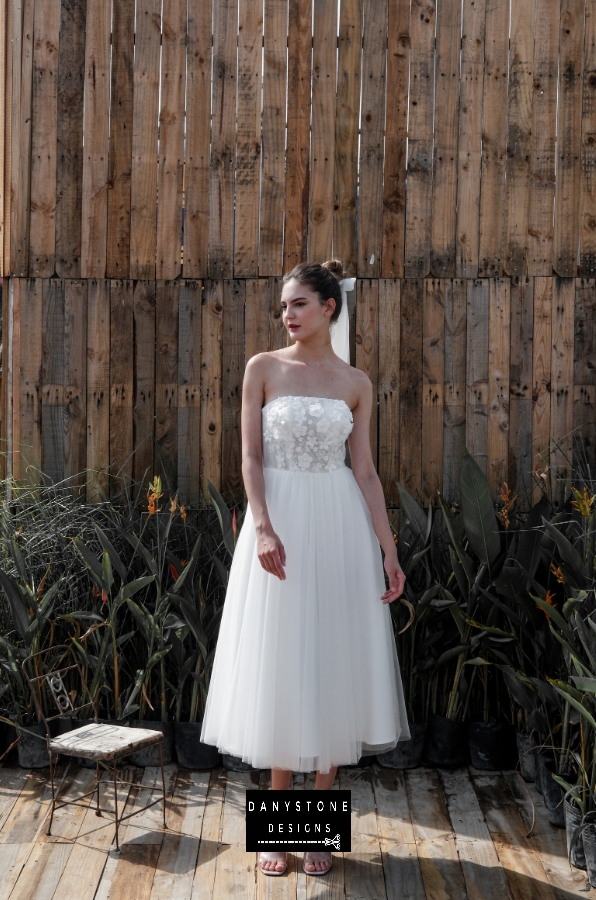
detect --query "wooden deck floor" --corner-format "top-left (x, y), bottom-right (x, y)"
top-left (0, 760), bottom-right (592, 899)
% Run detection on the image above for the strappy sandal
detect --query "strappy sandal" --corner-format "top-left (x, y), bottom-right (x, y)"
top-left (303, 851), bottom-right (333, 875)
top-left (258, 851), bottom-right (288, 876)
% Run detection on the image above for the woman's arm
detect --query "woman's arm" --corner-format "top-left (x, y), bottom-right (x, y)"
top-left (240, 355), bottom-right (287, 580)
top-left (347, 376), bottom-right (405, 603)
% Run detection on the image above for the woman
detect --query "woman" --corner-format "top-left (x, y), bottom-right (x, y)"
top-left (200, 260), bottom-right (410, 877)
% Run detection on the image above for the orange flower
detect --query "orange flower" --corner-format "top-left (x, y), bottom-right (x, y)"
top-left (180, 505), bottom-right (187, 524)
top-left (170, 563), bottom-right (179, 582)
top-left (498, 482), bottom-right (517, 531)
top-left (101, 589), bottom-right (108, 605)
top-left (147, 476), bottom-right (163, 518)
top-left (539, 589), bottom-right (556, 622)
top-left (169, 494), bottom-right (178, 516)
top-left (551, 562), bottom-right (566, 585)
top-left (92, 586), bottom-right (100, 600)
top-left (571, 485), bottom-right (595, 519)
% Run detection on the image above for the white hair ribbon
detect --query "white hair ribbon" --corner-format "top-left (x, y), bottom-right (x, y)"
top-left (330, 277), bottom-right (356, 364)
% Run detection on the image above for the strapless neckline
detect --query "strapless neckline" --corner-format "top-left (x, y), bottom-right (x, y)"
top-left (262, 395), bottom-right (352, 414)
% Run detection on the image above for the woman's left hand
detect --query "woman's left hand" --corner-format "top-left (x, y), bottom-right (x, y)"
top-left (381, 555), bottom-right (406, 604)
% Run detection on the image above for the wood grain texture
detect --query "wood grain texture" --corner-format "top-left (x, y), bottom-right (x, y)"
top-left (580, 1), bottom-right (596, 275)
top-left (487, 277), bottom-right (510, 494)
top-left (245, 279), bottom-right (270, 363)
top-left (466, 278), bottom-right (490, 474)
top-left (550, 276), bottom-right (575, 501)
top-left (431, 0), bottom-right (462, 278)
top-left (221, 280), bottom-right (244, 499)
top-left (422, 279), bottom-right (444, 502)
top-left (573, 276), bottom-right (596, 468)
top-left (17, 279), bottom-right (42, 476)
top-left (201, 281), bottom-right (223, 497)
top-left (2, 0), bottom-right (13, 276)
top-left (41, 278), bottom-right (64, 483)
top-left (356, 279), bottom-right (379, 468)
top-left (532, 276), bottom-right (553, 497)
top-left (86, 279), bottom-right (110, 500)
top-left (509, 276), bottom-right (534, 501)
top-left (63, 278), bottom-right (87, 490)
top-left (178, 280), bottom-right (202, 505)
top-left (109, 279), bottom-right (134, 492)
top-left (400, 279), bottom-right (423, 495)
top-left (132, 280), bottom-right (156, 495)
top-left (378, 279), bottom-right (400, 507)
top-left (443, 278), bottom-right (467, 502)
top-left (155, 281), bottom-right (179, 491)
top-left (259, 0), bottom-right (287, 276)
top-left (334, 0), bottom-right (362, 277)
top-left (10, 0), bottom-right (34, 276)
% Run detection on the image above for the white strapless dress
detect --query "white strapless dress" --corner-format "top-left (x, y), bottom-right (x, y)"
top-left (200, 395), bottom-right (410, 773)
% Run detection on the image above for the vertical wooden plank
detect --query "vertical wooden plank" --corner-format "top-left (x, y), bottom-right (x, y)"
top-left (284, 0), bottom-right (312, 270)
top-left (431, 0), bottom-right (462, 278)
top-left (3, 0), bottom-right (14, 275)
top-left (573, 277), bottom-right (596, 469)
top-left (527, 0), bottom-right (560, 276)
top-left (222, 280), bottom-right (244, 498)
top-left (509, 276), bottom-right (534, 501)
top-left (355, 279), bottom-right (379, 468)
top-left (381, 0), bottom-right (409, 278)
top-left (234, 0), bottom-right (263, 278)
top-left (487, 277), bottom-right (510, 495)
top-left (443, 278), bottom-right (467, 502)
top-left (80, 0), bottom-right (110, 278)
top-left (404, 0), bottom-right (436, 279)
top-left (580, 2), bottom-right (596, 275)
top-left (156, 0), bottom-right (186, 280)
top-left (106, 0), bottom-right (134, 278)
top-left (550, 277), bottom-right (575, 502)
top-left (531, 276), bottom-right (553, 497)
top-left (422, 279), bottom-right (444, 503)
top-left (9, 279), bottom-right (21, 478)
top-left (18, 279), bottom-right (42, 475)
top-left (130, 0), bottom-right (161, 279)
top-left (132, 281), bottom-right (155, 494)
top-left (178, 280), bottom-right (202, 505)
top-left (553, 0), bottom-right (586, 277)
top-left (245, 279), bottom-right (270, 363)
top-left (455, 0), bottom-right (486, 279)
top-left (378, 279), bottom-right (400, 507)
top-left (466, 278), bottom-right (489, 474)
top-left (334, 0), bottom-right (362, 277)
top-left (268, 275), bottom-right (287, 350)
top-left (86, 279), bottom-right (110, 500)
top-left (183, 0), bottom-right (211, 278)
top-left (478, 0), bottom-right (509, 277)
top-left (201, 281), bottom-right (223, 496)
top-left (63, 278), bottom-right (87, 491)
top-left (209, 0), bottom-right (238, 279)
top-left (10, 0), bottom-right (34, 276)
top-left (109, 280), bottom-right (134, 494)
top-left (155, 281), bottom-right (179, 492)
top-left (357, 0), bottom-right (387, 278)
top-left (308, 0), bottom-right (338, 261)
top-left (0, 0), bottom-right (5, 277)
top-left (0, 280), bottom-right (10, 472)
top-left (41, 279), bottom-right (64, 483)
top-left (400, 278), bottom-right (423, 496)
top-left (259, 0), bottom-right (287, 277)
top-left (55, 0), bottom-right (86, 279)
top-left (504, 0), bottom-right (535, 277)
top-left (29, 0), bottom-right (59, 277)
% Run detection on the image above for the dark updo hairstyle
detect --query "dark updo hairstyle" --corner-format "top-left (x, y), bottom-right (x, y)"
top-left (282, 259), bottom-right (345, 323)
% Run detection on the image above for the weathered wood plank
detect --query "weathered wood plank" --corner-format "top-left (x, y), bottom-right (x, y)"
top-left (431, 0), bottom-right (462, 278)
top-left (28, 0), bottom-right (60, 277)
top-left (422, 279), bottom-right (444, 503)
top-left (129, 0), bottom-right (161, 279)
top-left (478, 0), bottom-right (509, 277)
top-left (339, 767), bottom-right (386, 899)
top-left (487, 277), bottom-right (510, 495)
top-left (574, 277), bottom-right (596, 468)
top-left (509, 276), bottom-right (534, 501)
top-left (550, 276), bottom-right (575, 502)
top-left (178, 280), bottom-right (202, 506)
top-left (106, 0), bottom-right (134, 279)
top-left (109, 280), bottom-right (134, 493)
top-left (456, 0), bottom-right (486, 279)
top-left (63, 278), bottom-right (87, 491)
top-left (283, 0), bottom-right (312, 270)
top-left (41, 278), bottom-right (64, 484)
top-left (183, 0), bottom-right (211, 278)
top-left (466, 278), bottom-right (490, 475)
top-left (10, 0), bottom-right (34, 276)
top-left (580, 0), bottom-right (596, 275)
top-left (400, 279), bottom-right (423, 496)
top-left (531, 276), bottom-right (553, 499)
top-left (355, 280), bottom-right (379, 469)
top-left (443, 278), bottom-right (467, 503)
top-left (3, 0), bottom-right (13, 275)
top-left (381, 0), bottom-right (410, 278)
top-left (378, 279), bottom-right (400, 507)
top-left (259, 0), bottom-right (287, 276)
top-left (334, 0), bottom-right (362, 277)
top-left (0, 769), bottom-right (30, 831)
top-left (155, 281), bottom-right (179, 492)
top-left (245, 279), bottom-right (269, 364)
top-left (553, 0), bottom-right (586, 277)
top-left (357, 0), bottom-right (387, 279)
top-left (132, 280), bottom-right (156, 494)
top-left (17, 278), bottom-right (43, 476)
top-left (405, 0), bottom-right (436, 279)
top-left (55, 0), bottom-right (86, 278)
top-left (234, 0), bottom-right (263, 278)
top-left (80, 0), bottom-right (110, 278)
top-left (0, 765), bottom-right (68, 845)
top-left (201, 281), bottom-right (223, 496)
top-left (222, 280), bottom-right (244, 499)
top-left (210, 772), bottom-right (256, 899)
top-left (209, 0), bottom-right (238, 279)
top-left (308, 0), bottom-right (338, 261)
top-left (268, 276), bottom-right (287, 351)
top-left (156, 0), bottom-right (186, 280)
top-left (86, 279), bottom-right (110, 500)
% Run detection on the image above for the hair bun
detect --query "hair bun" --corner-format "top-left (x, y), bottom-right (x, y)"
top-left (321, 259), bottom-right (345, 281)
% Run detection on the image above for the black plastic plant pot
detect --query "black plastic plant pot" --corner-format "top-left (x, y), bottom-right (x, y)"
top-left (221, 753), bottom-right (259, 772)
top-left (1, 719), bottom-right (19, 761)
top-left (533, 747), bottom-right (553, 795)
top-left (377, 723), bottom-right (428, 769)
top-left (423, 714), bottom-right (470, 768)
top-left (129, 720), bottom-right (174, 767)
top-left (515, 732), bottom-right (537, 783)
top-left (17, 721), bottom-right (50, 769)
top-left (583, 823), bottom-right (596, 887)
top-left (174, 722), bottom-right (221, 769)
top-left (564, 798), bottom-right (587, 870)
top-left (538, 754), bottom-right (565, 828)
top-left (468, 721), bottom-right (517, 771)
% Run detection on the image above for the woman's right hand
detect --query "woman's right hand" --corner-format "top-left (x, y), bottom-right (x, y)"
top-left (256, 526), bottom-right (286, 580)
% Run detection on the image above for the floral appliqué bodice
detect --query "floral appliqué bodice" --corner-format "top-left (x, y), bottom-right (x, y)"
top-left (262, 395), bottom-right (354, 473)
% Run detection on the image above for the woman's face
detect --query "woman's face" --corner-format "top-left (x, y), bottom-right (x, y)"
top-left (280, 279), bottom-right (335, 343)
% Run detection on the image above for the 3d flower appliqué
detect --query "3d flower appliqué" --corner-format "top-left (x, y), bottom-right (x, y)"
top-left (262, 396), bottom-right (353, 473)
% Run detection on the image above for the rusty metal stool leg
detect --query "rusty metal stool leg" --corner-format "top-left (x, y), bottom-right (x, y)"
top-left (47, 747), bottom-right (56, 836)
top-left (158, 741), bottom-right (167, 829)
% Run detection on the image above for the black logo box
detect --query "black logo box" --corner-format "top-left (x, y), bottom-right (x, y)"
top-left (245, 789), bottom-right (352, 852)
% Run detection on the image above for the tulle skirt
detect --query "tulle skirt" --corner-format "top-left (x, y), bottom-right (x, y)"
top-left (199, 464), bottom-right (410, 773)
